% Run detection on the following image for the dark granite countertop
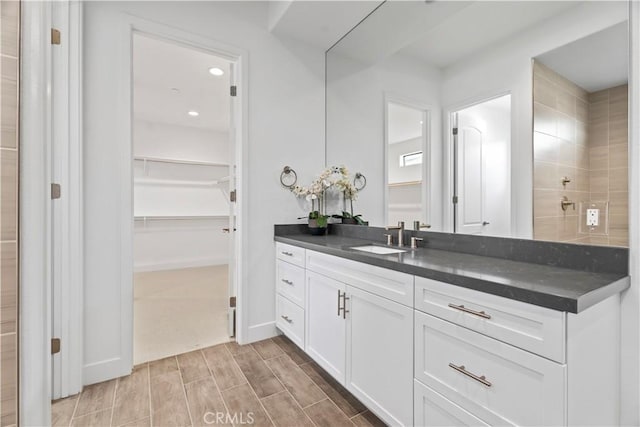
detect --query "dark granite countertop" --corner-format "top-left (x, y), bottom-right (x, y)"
top-left (274, 229), bottom-right (629, 313)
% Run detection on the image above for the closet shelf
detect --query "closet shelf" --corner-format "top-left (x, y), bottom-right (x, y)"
top-left (134, 215), bottom-right (228, 221)
top-left (134, 177), bottom-right (225, 187)
top-left (134, 156), bottom-right (230, 167)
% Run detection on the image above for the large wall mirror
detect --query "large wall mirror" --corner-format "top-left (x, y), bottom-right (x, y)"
top-left (326, 1), bottom-right (629, 247)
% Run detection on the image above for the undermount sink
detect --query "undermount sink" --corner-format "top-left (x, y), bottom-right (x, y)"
top-left (350, 245), bottom-right (407, 255)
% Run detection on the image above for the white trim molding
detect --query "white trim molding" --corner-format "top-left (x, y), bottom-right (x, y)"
top-left (20, 1), bottom-right (53, 425)
top-left (621, 1), bottom-right (639, 424)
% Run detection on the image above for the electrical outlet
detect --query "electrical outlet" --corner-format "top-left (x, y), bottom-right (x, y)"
top-left (587, 209), bottom-right (599, 226)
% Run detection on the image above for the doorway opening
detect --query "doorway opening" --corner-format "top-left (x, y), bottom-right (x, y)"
top-left (132, 33), bottom-right (237, 364)
top-left (452, 94), bottom-right (511, 236)
top-left (385, 100), bottom-right (430, 227)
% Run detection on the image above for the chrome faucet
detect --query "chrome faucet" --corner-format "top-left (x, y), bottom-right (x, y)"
top-left (385, 221), bottom-right (405, 247)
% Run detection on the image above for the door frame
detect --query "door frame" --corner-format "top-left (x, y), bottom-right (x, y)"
top-left (383, 93), bottom-right (432, 227)
top-left (119, 16), bottom-right (249, 370)
top-left (443, 90), bottom-right (512, 234)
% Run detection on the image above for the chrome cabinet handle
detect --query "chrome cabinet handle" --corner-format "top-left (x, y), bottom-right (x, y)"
top-left (281, 279), bottom-right (294, 285)
top-left (342, 295), bottom-right (350, 319)
top-left (280, 315), bottom-right (293, 323)
top-left (449, 363), bottom-right (492, 387)
top-left (281, 251), bottom-right (293, 256)
top-left (337, 290), bottom-right (342, 316)
top-left (482, 221), bottom-right (490, 226)
top-left (448, 303), bottom-right (491, 319)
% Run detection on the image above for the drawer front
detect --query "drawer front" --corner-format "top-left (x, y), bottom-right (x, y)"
top-left (276, 295), bottom-right (304, 349)
top-left (414, 379), bottom-right (489, 427)
top-left (276, 260), bottom-right (305, 307)
top-left (306, 250), bottom-right (414, 306)
top-left (276, 242), bottom-right (306, 268)
top-left (415, 311), bottom-right (566, 426)
top-left (415, 276), bottom-right (566, 363)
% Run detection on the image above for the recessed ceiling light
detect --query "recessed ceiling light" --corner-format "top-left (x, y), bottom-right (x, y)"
top-left (188, 111), bottom-right (199, 117)
top-left (419, 120), bottom-right (424, 125)
top-left (208, 67), bottom-right (224, 76)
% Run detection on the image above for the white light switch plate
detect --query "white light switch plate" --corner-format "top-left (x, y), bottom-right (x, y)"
top-left (587, 208), bottom-right (599, 226)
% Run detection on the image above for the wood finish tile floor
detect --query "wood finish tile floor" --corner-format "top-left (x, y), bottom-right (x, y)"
top-left (52, 336), bottom-right (387, 427)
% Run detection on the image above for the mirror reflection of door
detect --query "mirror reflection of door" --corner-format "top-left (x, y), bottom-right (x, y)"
top-left (386, 101), bottom-right (429, 226)
top-left (453, 94), bottom-right (511, 236)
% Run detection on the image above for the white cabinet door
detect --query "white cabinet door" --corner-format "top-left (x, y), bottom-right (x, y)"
top-left (346, 285), bottom-right (413, 426)
top-left (415, 311), bottom-right (565, 426)
top-left (414, 379), bottom-right (489, 427)
top-left (305, 270), bottom-right (346, 384)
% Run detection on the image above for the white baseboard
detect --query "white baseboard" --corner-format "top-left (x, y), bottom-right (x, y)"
top-left (133, 256), bottom-right (228, 273)
top-left (244, 321), bottom-right (278, 344)
top-left (83, 357), bottom-right (130, 386)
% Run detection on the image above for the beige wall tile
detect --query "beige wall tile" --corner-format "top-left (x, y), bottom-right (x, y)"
top-left (557, 114), bottom-right (575, 142)
top-left (534, 217), bottom-right (558, 241)
top-left (588, 89), bottom-right (608, 104)
top-left (1, 149), bottom-right (17, 241)
top-left (576, 98), bottom-right (588, 123)
top-left (0, 1), bottom-right (19, 58)
top-left (533, 132), bottom-right (557, 163)
top-left (0, 129), bottom-right (16, 150)
top-left (534, 189), bottom-right (560, 218)
top-left (609, 143), bottom-right (628, 169)
top-left (556, 90), bottom-right (576, 118)
top-left (1, 334), bottom-right (17, 426)
top-left (556, 138), bottom-right (575, 167)
top-left (610, 167), bottom-right (628, 193)
top-left (1, 79), bottom-right (18, 132)
top-left (534, 161), bottom-right (560, 190)
top-left (576, 144), bottom-right (589, 170)
top-left (588, 122), bottom-right (608, 147)
top-left (609, 191), bottom-right (628, 216)
top-left (589, 146), bottom-right (608, 170)
top-left (533, 102), bottom-right (557, 136)
top-left (533, 76), bottom-right (556, 108)
top-left (576, 121), bottom-right (588, 145)
top-left (1, 242), bottom-right (17, 334)
top-left (589, 169), bottom-right (609, 194)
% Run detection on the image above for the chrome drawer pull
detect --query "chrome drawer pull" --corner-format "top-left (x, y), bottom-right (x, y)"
top-left (280, 315), bottom-right (293, 323)
top-left (281, 279), bottom-right (294, 285)
top-left (281, 251), bottom-right (294, 257)
top-left (449, 363), bottom-right (492, 387)
top-left (448, 303), bottom-right (491, 319)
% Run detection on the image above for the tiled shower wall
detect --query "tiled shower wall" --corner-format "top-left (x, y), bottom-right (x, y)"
top-left (532, 61), bottom-right (629, 247)
top-left (0, 1), bottom-right (19, 426)
top-left (587, 85), bottom-right (629, 246)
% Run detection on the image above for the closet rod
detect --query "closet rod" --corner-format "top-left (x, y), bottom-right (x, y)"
top-left (133, 156), bottom-right (230, 167)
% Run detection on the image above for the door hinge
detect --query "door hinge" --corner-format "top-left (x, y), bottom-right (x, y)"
top-left (51, 338), bottom-right (61, 354)
top-left (51, 183), bottom-right (62, 199)
top-left (452, 195), bottom-right (458, 204)
top-left (51, 28), bottom-right (61, 45)
top-left (452, 127), bottom-right (458, 135)
top-left (230, 190), bottom-right (237, 202)
top-left (230, 85), bottom-right (237, 97)
top-left (229, 296), bottom-right (236, 308)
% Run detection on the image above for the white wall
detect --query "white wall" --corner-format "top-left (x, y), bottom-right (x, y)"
top-left (133, 120), bottom-right (229, 163)
top-left (83, 1), bottom-right (325, 384)
top-left (388, 138), bottom-right (422, 184)
top-left (326, 52), bottom-right (442, 228)
top-left (441, 1), bottom-right (629, 238)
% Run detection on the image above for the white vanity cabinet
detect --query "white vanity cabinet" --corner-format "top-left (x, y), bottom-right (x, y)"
top-left (275, 242), bottom-right (307, 349)
top-left (274, 240), bottom-right (622, 427)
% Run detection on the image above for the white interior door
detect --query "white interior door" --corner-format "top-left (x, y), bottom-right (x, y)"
top-left (456, 125), bottom-right (485, 235)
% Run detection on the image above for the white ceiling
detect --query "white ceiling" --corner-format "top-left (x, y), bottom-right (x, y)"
top-left (399, 1), bottom-right (582, 68)
top-left (268, 1), bottom-right (383, 50)
top-left (133, 34), bottom-right (230, 132)
top-left (388, 103), bottom-right (423, 144)
top-left (535, 22), bottom-right (628, 92)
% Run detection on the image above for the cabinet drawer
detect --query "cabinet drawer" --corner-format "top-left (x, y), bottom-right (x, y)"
top-left (276, 260), bottom-right (305, 307)
top-left (415, 276), bottom-right (566, 363)
top-left (306, 250), bottom-right (414, 306)
top-left (276, 242), bottom-right (305, 268)
top-left (415, 311), bottom-right (566, 426)
top-left (276, 295), bottom-right (304, 349)
top-left (414, 379), bottom-right (489, 427)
